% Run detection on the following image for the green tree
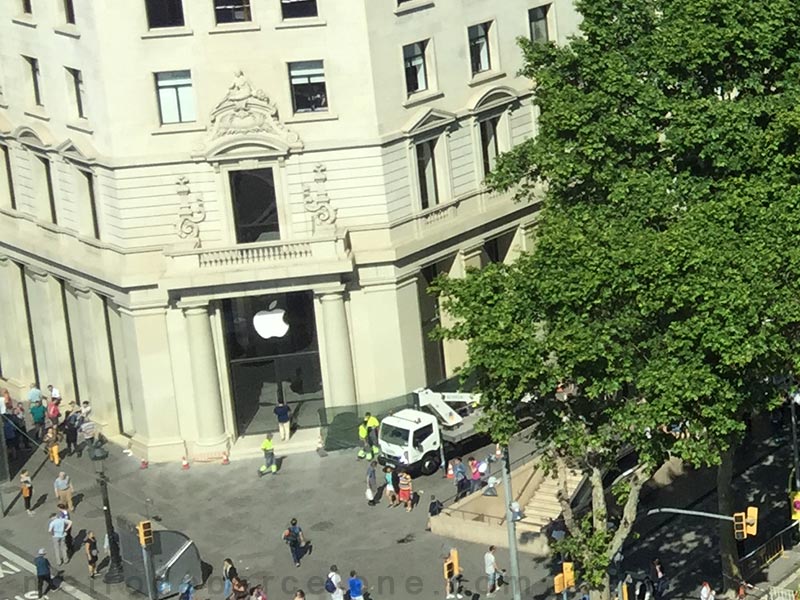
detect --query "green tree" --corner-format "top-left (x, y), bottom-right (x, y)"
top-left (435, 0), bottom-right (800, 596)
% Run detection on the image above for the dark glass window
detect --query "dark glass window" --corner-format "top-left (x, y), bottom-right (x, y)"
top-left (403, 41), bottom-right (428, 95)
top-left (229, 168), bottom-right (280, 243)
top-left (416, 139), bottom-right (438, 210)
top-left (24, 56), bottom-right (42, 106)
top-left (21, 0), bottom-right (32, 14)
top-left (39, 157), bottom-right (56, 224)
top-left (281, 0), bottom-right (317, 19)
top-left (413, 424), bottom-right (434, 447)
top-left (0, 145), bottom-right (16, 210)
top-left (214, 0), bottom-right (251, 23)
top-left (480, 115), bottom-right (500, 175)
top-left (529, 5), bottom-right (550, 43)
top-left (289, 61), bottom-right (328, 113)
top-left (64, 0), bottom-right (75, 23)
top-left (468, 22), bottom-right (492, 75)
top-left (145, 0), bottom-right (185, 28)
top-left (67, 68), bottom-right (85, 119)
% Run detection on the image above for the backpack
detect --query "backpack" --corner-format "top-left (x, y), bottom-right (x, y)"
top-left (283, 526), bottom-right (299, 545)
top-left (324, 575), bottom-right (337, 593)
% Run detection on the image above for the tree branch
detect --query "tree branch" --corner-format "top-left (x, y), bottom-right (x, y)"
top-left (608, 464), bottom-right (650, 558)
top-left (556, 454), bottom-right (579, 533)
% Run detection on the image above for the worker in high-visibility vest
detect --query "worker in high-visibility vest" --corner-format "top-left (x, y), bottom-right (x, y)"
top-left (365, 412), bottom-right (380, 456)
top-left (357, 420), bottom-right (371, 460)
top-left (258, 433), bottom-right (277, 476)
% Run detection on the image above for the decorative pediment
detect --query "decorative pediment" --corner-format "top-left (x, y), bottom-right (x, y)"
top-left (13, 125), bottom-right (54, 150)
top-left (469, 86), bottom-right (520, 114)
top-left (205, 70), bottom-right (302, 156)
top-left (403, 108), bottom-right (457, 137)
top-left (55, 138), bottom-right (97, 165)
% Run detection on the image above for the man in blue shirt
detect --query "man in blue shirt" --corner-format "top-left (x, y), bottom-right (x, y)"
top-left (28, 383), bottom-right (42, 405)
top-left (348, 570), bottom-right (364, 600)
top-left (34, 548), bottom-right (53, 598)
top-left (273, 401), bottom-right (291, 441)
top-left (48, 513), bottom-right (72, 565)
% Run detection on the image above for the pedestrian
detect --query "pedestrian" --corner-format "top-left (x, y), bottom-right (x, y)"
top-left (468, 456), bottom-right (483, 493)
top-left (348, 570), bottom-right (365, 600)
top-left (2, 388), bottom-right (11, 414)
top-left (54, 472), bottom-right (75, 511)
top-left (292, 591), bottom-right (305, 600)
top-left (48, 384), bottom-right (62, 402)
top-left (426, 494), bottom-right (443, 531)
top-left (223, 558), bottom-right (238, 599)
top-left (453, 457), bottom-right (469, 500)
top-left (485, 545), bottom-right (501, 598)
top-left (57, 504), bottom-right (74, 560)
top-left (20, 470), bottom-right (34, 515)
top-left (28, 383), bottom-right (43, 404)
top-left (282, 518), bottom-right (306, 567)
top-left (231, 576), bottom-right (248, 600)
top-left (12, 402), bottom-right (32, 449)
top-left (398, 469), bottom-right (413, 512)
top-left (30, 398), bottom-right (46, 441)
top-left (44, 426), bottom-right (62, 465)
top-left (273, 400), bottom-right (292, 442)
top-left (35, 548), bottom-right (54, 598)
top-left (258, 433), bottom-right (277, 477)
top-left (46, 396), bottom-right (61, 428)
top-left (325, 564), bottom-right (345, 600)
top-left (249, 584), bottom-right (267, 600)
top-left (64, 412), bottom-right (79, 456)
top-left (3, 416), bottom-right (18, 460)
top-left (700, 582), bottom-right (715, 600)
top-left (48, 511), bottom-right (72, 565)
top-left (366, 460), bottom-right (378, 506)
top-left (85, 531), bottom-right (98, 578)
top-left (80, 401), bottom-right (92, 422)
top-left (651, 558), bottom-right (667, 599)
top-left (383, 466), bottom-right (399, 507)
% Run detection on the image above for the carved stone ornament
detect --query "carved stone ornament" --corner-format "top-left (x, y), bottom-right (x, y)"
top-left (303, 164), bottom-right (337, 234)
top-left (175, 176), bottom-right (206, 245)
top-left (209, 71), bottom-right (302, 147)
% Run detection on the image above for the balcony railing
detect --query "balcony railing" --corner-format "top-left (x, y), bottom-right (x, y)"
top-left (196, 240), bottom-right (314, 268)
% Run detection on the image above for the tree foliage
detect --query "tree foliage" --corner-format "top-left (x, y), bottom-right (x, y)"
top-left (434, 0), bottom-right (800, 594)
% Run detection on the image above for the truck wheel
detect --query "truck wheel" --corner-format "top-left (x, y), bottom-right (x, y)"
top-left (420, 454), bottom-right (441, 476)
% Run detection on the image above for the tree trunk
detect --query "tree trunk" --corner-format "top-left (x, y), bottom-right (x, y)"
top-left (717, 444), bottom-right (740, 591)
top-left (557, 454), bottom-right (579, 532)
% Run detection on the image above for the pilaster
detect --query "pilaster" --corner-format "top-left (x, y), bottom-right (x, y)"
top-left (317, 291), bottom-right (357, 408)
top-left (0, 256), bottom-right (36, 386)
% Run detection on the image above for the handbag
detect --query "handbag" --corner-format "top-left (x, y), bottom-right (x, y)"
top-left (365, 488), bottom-right (375, 501)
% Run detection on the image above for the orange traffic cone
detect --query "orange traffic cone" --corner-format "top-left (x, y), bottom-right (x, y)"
top-left (221, 451), bottom-right (230, 465)
top-left (181, 457), bottom-right (190, 470)
top-left (140, 459), bottom-right (149, 470)
top-left (446, 461), bottom-right (454, 479)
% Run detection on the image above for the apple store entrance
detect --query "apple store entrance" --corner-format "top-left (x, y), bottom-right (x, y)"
top-left (221, 291), bottom-right (324, 437)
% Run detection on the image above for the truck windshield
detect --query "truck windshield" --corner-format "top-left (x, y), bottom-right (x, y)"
top-left (381, 423), bottom-right (410, 445)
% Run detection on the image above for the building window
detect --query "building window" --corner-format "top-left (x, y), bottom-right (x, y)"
top-left (155, 71), bottom-right (195, 124)
top-left (214, 0), bottom-right (251, 23)
top-left (480, 115), bottom-right (500, 176)
top-left (66, 68), bottom-right (86, 119)
top-left (229, 169), bottom-right (280, 243)
top-left (21, 0), bottom-right (32, 14)
top-left (76, 169), bottom-right (100, 238)
top-left (403, 41), bottom-right (428, 96)
top-left (281, 0), bottom-right (317, 19)
top-left (33, 156), bottom-right (57, 223)
top-left (288, 61), bottom-right (327, 113)
top-left (23, 56), bottom-right (42, 107)
top-left (416, 139), bottom-right (439, 210)
top-left (0, 145), bottom-right (16, 210)
top-left (63, 0), bottom-right (75, 23)
top-left (529, 5), bottom-right (550, 43)
top-left (145, 0), bottom-right (185, 29)
top-left (468, 22), bottom-right (492, 75)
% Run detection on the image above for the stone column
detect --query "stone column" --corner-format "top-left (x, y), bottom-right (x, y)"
top-left (0, 257), bottom-right (36, 387)
top-left (318, 291), bottom-right (356, 408)
top-left (183, 305), bottom-right (226, 447)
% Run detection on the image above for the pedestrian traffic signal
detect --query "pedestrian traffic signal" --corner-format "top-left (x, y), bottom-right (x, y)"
top-left (745, 506), bottom-right (758, 537)
top-left (554, 573), bottom-right (566, 594)
top-left (563, 562), bottom-right (575, 588)
top-left (733, 512), bottom-right (746, 540)
top-left (137, 520), bottom-right (153, 546)
top-left (791, 492), bottom-right (800, 520)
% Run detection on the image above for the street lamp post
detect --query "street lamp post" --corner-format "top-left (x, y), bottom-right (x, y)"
top-left (791, 393), bottom-right (800, 490)
top-left (89, 445), bottom-right (125, 584)
top-left (500, 445), bottom-right (522, 600)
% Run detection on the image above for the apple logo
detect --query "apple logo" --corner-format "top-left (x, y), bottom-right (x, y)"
top-left (253, 301), bottom-right (289, 339)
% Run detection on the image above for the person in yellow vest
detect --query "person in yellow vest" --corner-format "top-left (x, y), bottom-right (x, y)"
top-left (365, 413), bottom-right (380, 456)
top-left (258, 433), bottom-right (277, 477)
top-left (357, 420), bottom-right (371, 460)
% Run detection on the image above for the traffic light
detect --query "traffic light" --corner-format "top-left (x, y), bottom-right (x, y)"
top-left (137, 520), bottom-right (153, 546)
top-left (563, 562), bottom-right (575, 588)
top-left (733, 512), bottom-right (746, 540)
top-left (746, 506), bottom-right (758, 537)
top-left (791, 492), bottom-right (800, 520)
top-left (554, 573), bottom-right (566, 594)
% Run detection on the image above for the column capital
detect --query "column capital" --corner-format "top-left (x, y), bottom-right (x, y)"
top-left (24, 265), bottom-right (50, 281)
top-left (65, 281), bottom-right (92, 298)
top-left (177, 300), bottom-right (211, 315)
top-left (314, 285), bottom-right (346, 302)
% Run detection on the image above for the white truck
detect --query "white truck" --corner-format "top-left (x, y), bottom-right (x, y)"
top-left (377, 388), bottom-right (483, 475)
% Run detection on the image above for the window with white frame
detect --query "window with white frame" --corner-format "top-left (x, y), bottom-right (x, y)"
top-left (214, 0), bottom-right (251, 23)
top-left (288, 61), bottom-right (328, 113)
top-left (66, 67), bottom-right (86, 119)
top-left (468, 22), bottom-right (492, 75)
top-left (529, 5), bottom-right (550, 43)
top-left (403, 41), bottom-right (428, 96)
top-left (23, 56), bottom-right (42, 107)
top-left (281, 0), bottom-right (317, 19)
top-left (416, 138), bottom-right (439, 210)
top-left (155, 70), bottom-right (196, 124)
top-left (480, 115), bottom-right (501, 176)
top-left (145, 0), bottom-right (185, 29)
